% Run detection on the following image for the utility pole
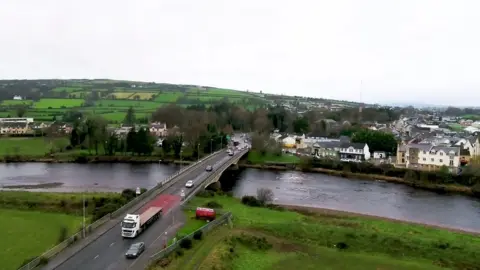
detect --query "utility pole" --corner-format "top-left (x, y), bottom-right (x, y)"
top-left (197, 143), bottom-right (200, 161)
top-left (210, 139), bottom-right (213, 153)
top-left (83, 193), bottom-right (86, 238)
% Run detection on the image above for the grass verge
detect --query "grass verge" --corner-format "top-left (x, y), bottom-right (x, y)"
top-left (0, 209), bottom-right (82, 270)
top-left (247, 150), bottom-right (300, 164)
top-left (150, 195), bottom-right (480, 270)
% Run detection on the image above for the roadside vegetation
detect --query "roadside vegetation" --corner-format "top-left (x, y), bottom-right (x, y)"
top-left (149, 190), bottom-right (480, 270)
top-left (0, 209), bottom-right (82, 270)
top-left (0, 190), bottom-right (138, 269)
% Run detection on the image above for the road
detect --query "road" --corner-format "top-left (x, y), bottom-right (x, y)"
top-left (48, 138), bottom-right (248, 270)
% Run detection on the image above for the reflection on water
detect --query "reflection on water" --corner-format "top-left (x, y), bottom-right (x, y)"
top-left (229, 168), bottom-right (480, 232)
top-left (1, 163), bottom-right (480, 232)
top-left (0, 163), bottom-right (179, 192)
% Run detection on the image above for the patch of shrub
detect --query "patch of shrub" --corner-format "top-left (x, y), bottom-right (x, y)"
top-left (234, 233), bottom-right (272, 251)
top-left (197, 190), bottom-right (215, 198)
top-left (179, 238), bottom-right (193, 249)
top-left (265, 204), bottom-right (285, 211)
top-left (175, 249), bottom-right (184, 257)
top-left (156, 257), bottom-right (172, 267)
top-left (257, 188), bottom-right (274, 204)
top-left (57, 226), bottom-right (68, 243)
top-left (335, 242), bottom-right (348, 250)
top-left (193, 230), bottom-right (203, 240)
top-left (205, 201), bottom-right (223, 209)
top-left (241, 195), bottom-right (262, 207)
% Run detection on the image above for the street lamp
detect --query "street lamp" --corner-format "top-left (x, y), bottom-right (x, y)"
top-left (197, 143), bottom-right (200, 161)
top-left (210, 139), bottom-right (213, 153)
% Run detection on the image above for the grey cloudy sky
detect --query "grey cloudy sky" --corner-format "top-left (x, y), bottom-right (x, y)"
top-left (1, 0), bottom-right (479, 106)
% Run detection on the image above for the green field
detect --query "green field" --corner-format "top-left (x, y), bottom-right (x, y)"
top-left (34, 98), bottom-right (84, 109)
top-left (95, 100), bottom-right (160, 108)
top-left (155, 92), bottom-right (183, 102)
top-left (151, 195), bottom-right (480, 270)
top-left (1, 100), bottom-right (34, 106)
top-left (247, 150), bottom-right (301, 164)
top-left (0, 209), bottom-right (82, 270)
top-left (0, 137), bottom-right (69, 156)
top-left (0, 81), bottom-right (269, 123)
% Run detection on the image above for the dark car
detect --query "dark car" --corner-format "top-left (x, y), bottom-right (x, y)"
top-left (206, 165), bottom-right (213, 171)
top-left (125, 242), bottom-right (145, 259)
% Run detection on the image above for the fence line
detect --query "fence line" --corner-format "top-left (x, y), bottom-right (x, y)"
top-left (149, 212), bottom-right (233, 262)
top-left (18, 150), bottom-right (222, 270)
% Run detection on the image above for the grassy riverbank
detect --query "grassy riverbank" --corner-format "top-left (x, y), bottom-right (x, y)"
top-left (151, 195), bottom-right (480, 270)
top-left (150, 195), bottom-right (480, 270)
top-left (0, 190), bottom-right (131, 269)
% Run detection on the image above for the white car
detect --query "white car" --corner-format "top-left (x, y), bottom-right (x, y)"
top-left (185, 180), bottom-right (194, 188)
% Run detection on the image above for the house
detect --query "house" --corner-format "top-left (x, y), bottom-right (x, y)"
top-left (395, 144), bottom-right (407, 167)
top-left (338, 142), bottom-right (370, 162)
top-left (311, 141), bottom-right (341, 159)
top-left (115, 126), bottom-right (133, 137)
top-left (282, 136), bottom-right (296, 148)
top-left (149, 122), bottom-right (167, 137)
top-left (0, 122), bottom-right (29, 135)
top-left (404, 143), bottom-right (462, 172)
top-left (0, 117), bottom-right (34, 124)
top-left (13, 95), bottom-right (22, 100)
top-left (373, 151), bottom-right (386, 159)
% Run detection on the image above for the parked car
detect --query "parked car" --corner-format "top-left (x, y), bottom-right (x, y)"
top-left (125, 242), bottom-right (145, 258)
top-left (185, 180), bottom-right (194, 188)
top-left (206, 165), bottom-right (213, 171)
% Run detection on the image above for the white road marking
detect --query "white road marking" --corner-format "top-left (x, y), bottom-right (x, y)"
top-left (94, 255), bottom-right (99, 260)
top-left (128, 219), bottom-right (176, 268)
top-left (110, 242), bottom-right (115, 247)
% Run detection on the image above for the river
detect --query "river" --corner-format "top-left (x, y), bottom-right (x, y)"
top-left (0, 163), bottom-right (479, 232)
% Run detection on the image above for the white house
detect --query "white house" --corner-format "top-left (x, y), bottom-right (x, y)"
top-left (417, 146), bottom-right (461, 171)
top-left (282, 136), bottom-right (296, 148)
top-left (149, 122), bottom-right (167, 137)
top-left (339, 143), bottom-right (371, 162)
top-left (13, 95), bottom-right (23, 100)
top-left (373, 151), bottom-right (386, 159)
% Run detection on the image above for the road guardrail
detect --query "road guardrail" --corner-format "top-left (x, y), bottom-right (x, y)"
top-left (149, 212), bottom-right (233, 261)
top-left (19, 150), bottom-right (223, 270)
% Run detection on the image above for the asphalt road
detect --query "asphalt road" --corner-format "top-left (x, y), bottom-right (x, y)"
top-left (51, 142), bottom-right (248, 270)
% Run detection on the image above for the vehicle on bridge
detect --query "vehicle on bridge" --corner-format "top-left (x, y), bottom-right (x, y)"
top-left (125, 242), bottom-right (145, 258)
top-left (227, 149), bottom-right (234, 156)
top-left (206, 165), bottom-right (213, 171)
top-left (185, 180), bottom-right (194, 188)
top-left (121, 202), bottom-right (163, 238)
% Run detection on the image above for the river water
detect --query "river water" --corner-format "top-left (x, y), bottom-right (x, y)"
top-left (0, 163), bottom-right (479, 232)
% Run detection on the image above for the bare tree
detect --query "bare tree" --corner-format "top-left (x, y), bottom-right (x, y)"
top-left (257, 188), bottom-right (274, 204)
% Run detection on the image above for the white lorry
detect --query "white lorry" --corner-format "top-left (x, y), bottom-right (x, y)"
top-left (121, 206), bottom-right (163, 238)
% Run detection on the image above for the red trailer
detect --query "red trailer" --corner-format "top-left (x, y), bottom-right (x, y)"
top-left (195, 207), bottom-right (216, 221)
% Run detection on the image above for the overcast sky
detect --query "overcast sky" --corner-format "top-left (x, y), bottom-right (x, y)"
top-left (1, 0), bottom-right (479, 106)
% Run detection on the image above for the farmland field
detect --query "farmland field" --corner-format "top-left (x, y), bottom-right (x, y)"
top-left (109, 92), bottom-right (135, 99)
top-left (34, 98), bottom-right (84, 109)
top-left (154, 92), bottom-right (183, 102)
top-left (95, 100), bottom-right (159, 108)
top-left (128, 92), bottom-right (156, 100)
top-left (0, 80), bottom-right (269, 123)
top-left (0, 137), bottom-right (69, 156)
top-left (151, 195), bottom-right (480, 270)
top-left (1, 100), bottom-right (34, 106)
top-left (0, 209), bottom-right (82, 270)
top-left (52, 87), bottom-right (83, 92)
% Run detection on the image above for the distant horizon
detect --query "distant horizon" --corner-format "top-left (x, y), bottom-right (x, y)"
top-left (1, 77), bottom-right (477, 109)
